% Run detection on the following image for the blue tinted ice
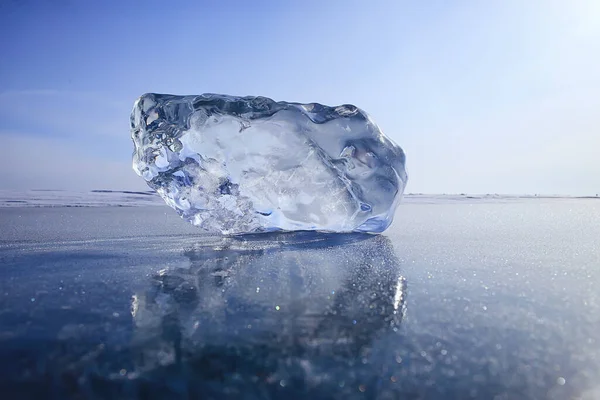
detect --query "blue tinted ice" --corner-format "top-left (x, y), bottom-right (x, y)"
top-left (131, 93), bottom-right (407, 234)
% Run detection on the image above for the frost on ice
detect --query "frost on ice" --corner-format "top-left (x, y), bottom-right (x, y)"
top-left (131, 93), bottom-right (407, 234)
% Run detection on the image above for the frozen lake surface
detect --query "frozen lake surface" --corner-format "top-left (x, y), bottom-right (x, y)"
top-left (0, 199), bottom-right (599, 399)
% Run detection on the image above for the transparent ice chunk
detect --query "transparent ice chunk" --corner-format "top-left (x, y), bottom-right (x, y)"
top-left (131, 93), bottom-right (407, 234)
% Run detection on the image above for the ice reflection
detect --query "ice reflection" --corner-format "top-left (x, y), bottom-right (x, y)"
top-left (131, 233), bottom-right (405, 395)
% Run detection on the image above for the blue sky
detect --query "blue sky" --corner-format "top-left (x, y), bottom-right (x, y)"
top-left (1, 0), bottom-right (598, 194)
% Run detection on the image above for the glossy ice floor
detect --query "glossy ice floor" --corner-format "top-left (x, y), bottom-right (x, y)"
top-left (0, 199), bottom-right (598, 399)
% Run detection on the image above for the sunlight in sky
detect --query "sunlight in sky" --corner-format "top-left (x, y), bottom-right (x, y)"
top-left (0, 0), bottom-right (598, 194)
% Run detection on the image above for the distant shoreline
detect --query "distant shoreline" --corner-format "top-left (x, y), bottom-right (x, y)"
top-left (0, 190), bottom-right (597, 208)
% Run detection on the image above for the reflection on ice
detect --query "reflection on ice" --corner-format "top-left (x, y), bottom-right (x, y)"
top-left (130, 233), bottom-right (405, 395)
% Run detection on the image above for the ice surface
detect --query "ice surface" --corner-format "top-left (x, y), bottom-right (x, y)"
top-left (0, 190), bottom-right (589, 209)
top-left (0, 190), bottom-right (163, 208)
top-left (2, 203), bottom-right (600, 397)
top-left (131, 93), bottom-right (407, 234)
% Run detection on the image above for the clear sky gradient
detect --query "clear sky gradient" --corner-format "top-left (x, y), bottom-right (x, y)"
top-left (1, 0), bottom-right (598, 194)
